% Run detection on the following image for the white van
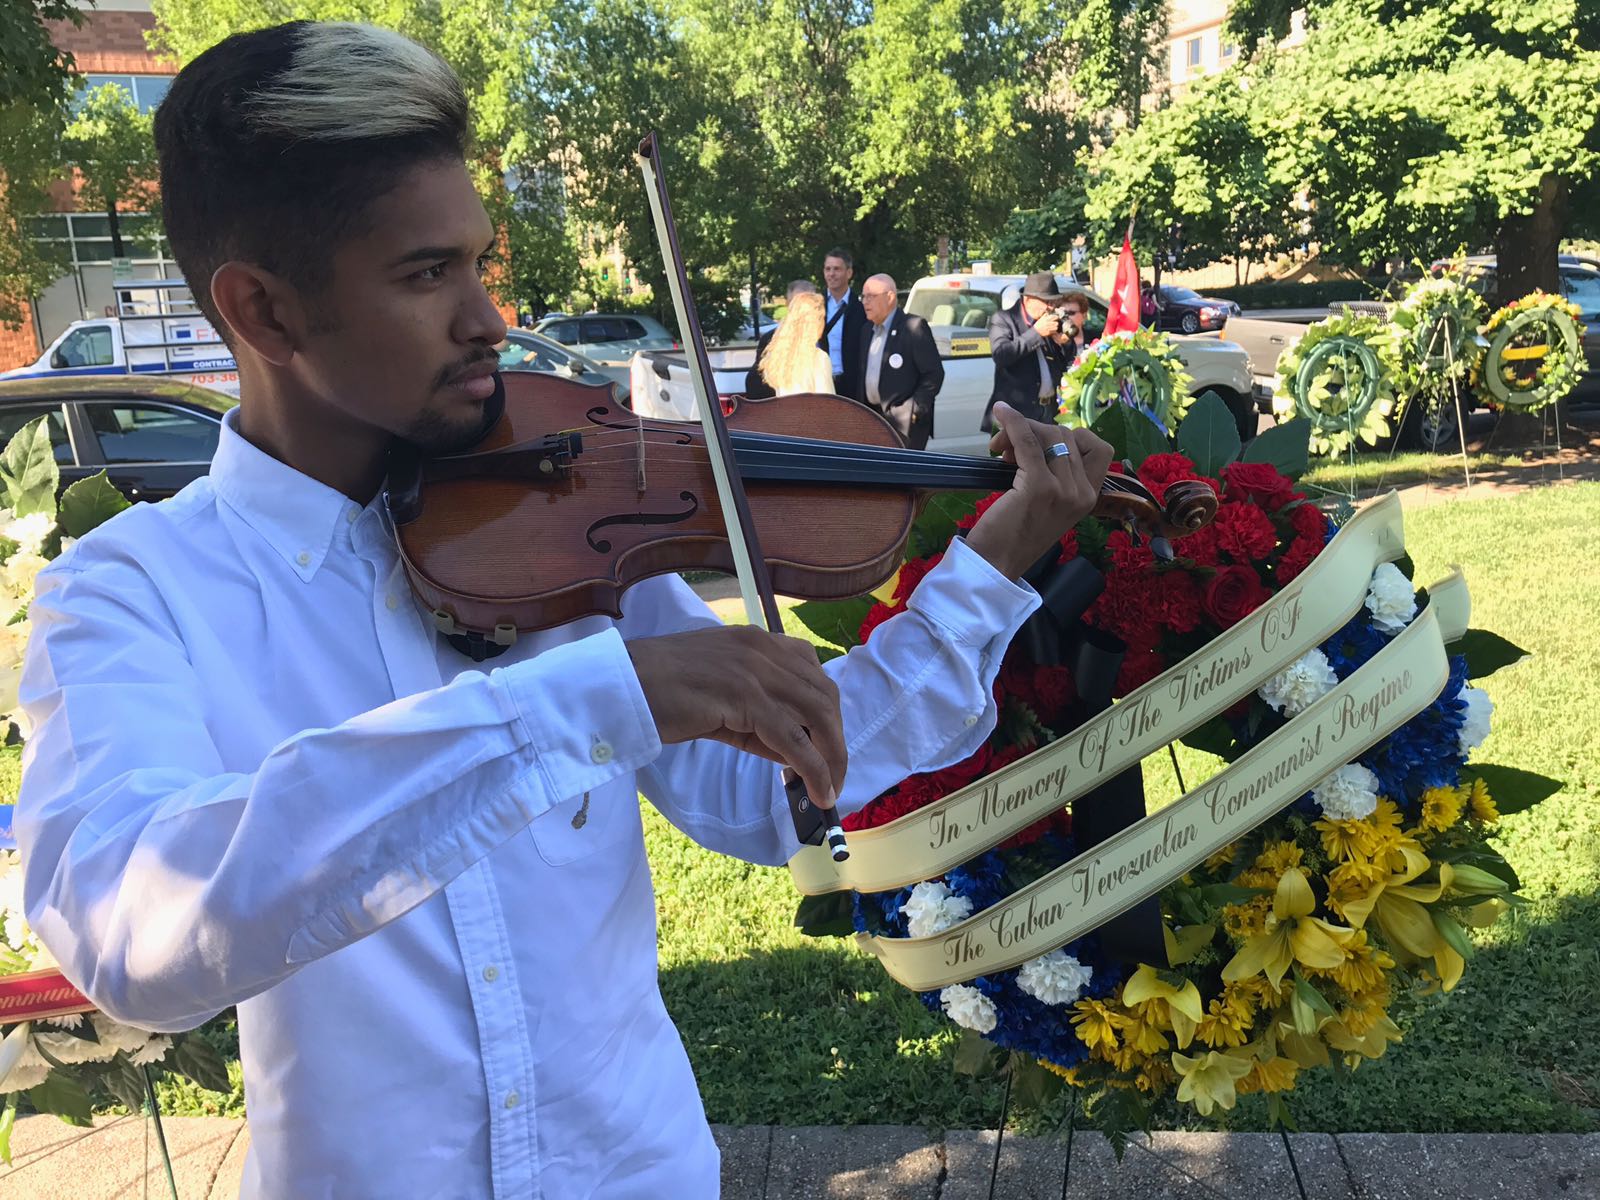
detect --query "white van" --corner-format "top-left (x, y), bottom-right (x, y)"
top-left (1, 279), bottom-right (239, 399)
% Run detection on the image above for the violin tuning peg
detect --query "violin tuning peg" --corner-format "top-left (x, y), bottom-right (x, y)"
top-left (1150, 536), bottom-right (1174, 562)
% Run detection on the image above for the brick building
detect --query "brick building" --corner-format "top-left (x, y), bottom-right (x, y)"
top-left (1, 0), bottom-right (178, 372)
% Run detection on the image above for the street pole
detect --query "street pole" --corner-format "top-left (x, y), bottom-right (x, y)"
top-left (750, 248), bottom-right (760, 343)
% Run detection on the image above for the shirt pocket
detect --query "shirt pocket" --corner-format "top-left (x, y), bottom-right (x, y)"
top-left (529, 783), bottom-right (629, 866)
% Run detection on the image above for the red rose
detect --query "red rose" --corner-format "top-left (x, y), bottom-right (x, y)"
top-left (1212, 500), bottom-right (1280, 563)
top-left (1203, 564), bottom-right (1271, 628)
top-left (1221, 462), bottom-right (1296, 510)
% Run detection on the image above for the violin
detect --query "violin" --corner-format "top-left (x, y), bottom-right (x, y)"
top-left (385, 370), bottom-right (1219, 644)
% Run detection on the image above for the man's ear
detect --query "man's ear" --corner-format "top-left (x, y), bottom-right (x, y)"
top-left (209, 262), bottom-right (302, 367)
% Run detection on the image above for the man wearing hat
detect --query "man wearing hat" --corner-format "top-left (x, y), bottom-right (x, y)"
top-left (983, 271), bottom-right (1085, 430)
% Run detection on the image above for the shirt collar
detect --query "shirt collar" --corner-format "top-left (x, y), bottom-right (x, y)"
top-left (208, 407), bottom-right (373, 580)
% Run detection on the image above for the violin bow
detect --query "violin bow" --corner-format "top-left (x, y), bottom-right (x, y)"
top-left (635, 133), bottom-right (848, 863)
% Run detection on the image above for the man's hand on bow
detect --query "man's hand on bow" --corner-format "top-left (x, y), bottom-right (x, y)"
top-left (963, 402), bottom-right (1113, 581)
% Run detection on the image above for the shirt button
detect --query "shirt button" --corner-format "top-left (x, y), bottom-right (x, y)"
top-left (386, 593), bottom-right (399, 611)
top-left (590, 740), bottom-right (614, 764)
top-left (504, 1091), bottom-right (520, 1109)
top-left (482, 965), bottom-right (499, 983)
top-left (296, 551), bottom-right (311, 567)
top-left (964, 714), bottom-right (980, 727)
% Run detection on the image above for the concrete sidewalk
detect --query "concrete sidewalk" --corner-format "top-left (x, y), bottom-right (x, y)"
top-left (3, 1117), bottom-right (1597, 1199)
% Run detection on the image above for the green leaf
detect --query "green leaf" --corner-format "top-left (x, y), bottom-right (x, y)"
top-left (1464, 764), bottom-right (1564, 817)
top-left (1164, 923), bottom-right (1216, 966)
top-left (1433, 911), bottom-right (1475, 962)
top-left (0, 1095), bottom-right (15, 1166)
top-left (57, 471), bottom-right (131, 538)
top-left (1176, 390), bottom-right (1242, 477)
top-left (953, 1027), bottom-right (1002, 1077)
top-left (1008, 1052), bottom-right (1065, 1108)
top-left (791, 891), bottom-right (856, 939)
top-left (1290, 972), bottom-right (1337, 1036)
top-left (1452, 629), bottom-right (1531, 680)
top-left (1194, 882), bottom-right (1270, 908)
top-left (0, 416), bottom-right (59, 518)
top-left (170, 1033), bottom-right (230, 1094)
top-left (788, 596), bottom-right (874, 653)
top-left (1240, 417), bottom-right (1311, 480)
top-left (1179, 715), bottom-right (1241, 761)
top-left (98, 1054), bottom-right (151, 1113)
top-left (27, 1072), bottom-right (92, 1124)
top-left (1086, 1085), bottom-right (1150, 1161)
top-left (909, 491), bottom-right (982, 559)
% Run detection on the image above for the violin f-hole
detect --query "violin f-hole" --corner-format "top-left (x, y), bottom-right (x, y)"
top-left (585, 491), bottom-right (701, 553)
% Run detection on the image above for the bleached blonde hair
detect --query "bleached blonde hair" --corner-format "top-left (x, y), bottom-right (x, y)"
top-left (759, 291), bottom-right (828, 393)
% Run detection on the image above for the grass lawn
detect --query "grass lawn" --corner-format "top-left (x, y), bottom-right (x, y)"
top-left (652, 482), bottom-right (1600, 1134)
top-left (6, 485), bottom-right (1598, 1133)
top-left (1300, 448), bottom-right (1523, 495)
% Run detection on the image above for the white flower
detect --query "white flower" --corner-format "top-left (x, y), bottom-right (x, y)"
top-left (91, 1013), bottom-right (158, 1056)
top-left (1313, 763), bottom-right (1381, 822)
top-left (1016, 950), bottom-right (1093, 1006)
top-left (1258, 648), bottom-right (1339, 716)
top-left (128, 1035), bottom-right (174, 1067)
top-left (42, 1013), bottom-right (84, 1030)
top-left (34, 1029), bottom-right (117, 1066)
top-left (900, 881), bottom-right (973, 939)
top-left (1365, 563), bottom-right (1417, 634)
top-left (2, 512), bottom-right (55, 557)
top-left (1458, 687), bottom-right (1493, 756)
top-left (939, 983), bottom-right (997, 1034)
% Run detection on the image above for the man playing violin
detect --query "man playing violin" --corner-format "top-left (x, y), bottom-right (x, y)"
top-left (14, 22), bottom-right (1111, 1199)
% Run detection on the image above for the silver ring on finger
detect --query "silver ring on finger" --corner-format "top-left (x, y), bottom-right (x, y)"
top-left (1044, 441), bottom-right (1072, 462)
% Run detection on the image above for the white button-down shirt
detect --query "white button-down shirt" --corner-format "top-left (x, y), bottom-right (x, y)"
top-left (17, 408), bottom-right (1037, 1198)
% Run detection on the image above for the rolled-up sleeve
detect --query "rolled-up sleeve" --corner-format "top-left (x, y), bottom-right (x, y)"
top-left (16, 556), bottom-right (659, 1031)
top-left (635, 537), bottom-right (1038, 864)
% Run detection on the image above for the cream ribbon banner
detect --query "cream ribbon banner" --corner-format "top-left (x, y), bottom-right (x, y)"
top-left (790, 491), bottom-right (1407, 896)
top-left (854, 603), bottom-right (1453, 991)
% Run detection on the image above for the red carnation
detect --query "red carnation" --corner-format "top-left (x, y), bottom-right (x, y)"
top-left (1057, 527), bottom-right (1080, 564)
top-left (891, 552), bottom-right (943, 605)
top-left (923, 741), bottom-right (996, 799)
top-left (1221, 461), bottom-right (1296, 510)
top-left (1212, 501), bottom-right (1280, 563)
top-left (956, 490), bottom-right (1007, 532)
top-left (1154, 569), bottom-right (1204, 634)
top-left (1137, 452), bottom-right (1201, 503)
top-left (1289, 502), bottom-right (1329, 542)
top-left (1276, 534), bottom-right (1323, 584)
top-left (858, 600), bottom-right (901, 644)
top-left (1203, 564), bottom-right (1271, 628)
top-left (1116, 647), bottom-right (1167, 696)
top-left (1175, 522), bottom-right (1222, 567)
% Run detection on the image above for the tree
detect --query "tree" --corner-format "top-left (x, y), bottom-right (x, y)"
top-left (0, 0), bottom-right (81, 328)
top-left (150, 0), bottom-right (580, 306)
top-left (63, 83), bottom-right (159, 258)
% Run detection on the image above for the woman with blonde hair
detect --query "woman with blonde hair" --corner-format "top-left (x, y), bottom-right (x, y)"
top-left (758, 291), bottom-right (835, 396)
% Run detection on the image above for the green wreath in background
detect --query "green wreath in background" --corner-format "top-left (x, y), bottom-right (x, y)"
top-left (1392, 275), bottom-right (1487, 383)
top-left (1476, 292), bottom-right (1587, 412)
top-left (1273, 312), bottom-right (1402, 457)
top-left (1061, 328), bottom-right (1194, 434)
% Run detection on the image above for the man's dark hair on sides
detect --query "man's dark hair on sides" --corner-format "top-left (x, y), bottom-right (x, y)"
top-left (154, 22), bottom-right (470, 343)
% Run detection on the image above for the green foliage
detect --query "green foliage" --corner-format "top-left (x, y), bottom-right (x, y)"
top-left (1273, 313), bottom-right (1402, 456)
top-left (1204, 280), bottom-right (1379, 309)
top-left (0, 415), bottom-right (60, 517)
top-left (1239, 417), bottom-right (1312, 479)
top-left (1176, 390), bottom-right (1242, 477)
top-left (792, 891), bottom-right (855, 939)
top-left (62, 84), bottom-right (159, 255)
top-left (1454, 629), bottom-right (1532, 681)
top-left (58, 472), bottom-right (132, 538)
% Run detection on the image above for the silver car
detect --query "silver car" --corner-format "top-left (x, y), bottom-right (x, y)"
top-left (532, 313), bottom-right (677, 365)
top-left (497, 329), bottom-right (631, 389)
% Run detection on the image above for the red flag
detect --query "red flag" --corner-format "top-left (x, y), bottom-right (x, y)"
top-left (1104, 233), bottom-right (1141, 338)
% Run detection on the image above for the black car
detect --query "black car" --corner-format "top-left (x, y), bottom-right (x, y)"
top-left (1151, 286), bottom-right (1240, 335)
top-left (0, 376), bottom-right (232, 504)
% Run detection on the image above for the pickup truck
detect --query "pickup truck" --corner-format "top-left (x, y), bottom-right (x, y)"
top-left (630, 272), bottom-right (1261, 456)
top-left (1, 279), bottom-right (240, 399)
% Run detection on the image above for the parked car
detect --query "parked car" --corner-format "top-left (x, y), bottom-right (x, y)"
top-left (1150, 286), bottom-right (1240, 335)
top-left (630, 273), bottom-right (1259, 454)
top-left (532, 312), bottom-right (677, 364)
top-left (732, 313), bottom-right (780, 342)
top-left (0, 376), bottom-right (232, 503)
top-left (496, 329), bottom-right (631, 389)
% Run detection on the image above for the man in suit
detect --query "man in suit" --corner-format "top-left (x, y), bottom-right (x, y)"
top-left (858, 273), bottom-right (944, 450)
top-left (743, 279), bottom-right (818, 399)
top-left (983, 271), bottom-right (1083, 430)
top-left (822, 247), bottom-right (868, 400)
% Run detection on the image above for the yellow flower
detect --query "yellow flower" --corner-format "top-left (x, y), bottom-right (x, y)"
top-left (1204, 846), bottom-right (1237, 872)
top-left (1136, 1059), bottom-right (1176, 1093)
top-left (1171, 1050), bottom-right (1254, 1116)
top-left (1196, 994), bottom-right (1252, 1049)
top-left (1038, 1058), bottom-right (1079, 1083)
top-left (1254, 840), bottom-right (1304, 878)
top-left (1123, 1003), bottom-right (1173, 1056)
top-left (1368, 797), bottom-right (1404, 840)
top-left (1335, 845), bottom-right (1465, 990)
top-left (1323, 1010), bottom-right (1403, 1061)
top-left (1316, 816), bottom-right (1378, 862)
top-left (1223, 868), bottom-right (1355, 989)
top-left (1122, 965), bottom-right (1206, 1049)
top-left (1222, 895), bottom-right (1272, 939)
top-left (1071, 999), bottom-right (1125, 1055)
top-left (1318, 928), bottom-right (1395, 996)
top-left (1461, 778), bottom-right (1498, 824)
top-left (1336, 995), bottom-right (1389, 1037)
top-left (1420, 786), bottom-right (1465, 833)
top-left (1236, 1054), bottom-right (1300, 1095)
